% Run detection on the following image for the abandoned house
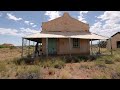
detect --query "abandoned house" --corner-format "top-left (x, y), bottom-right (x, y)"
top-left (22, 12), bottom-right (108, 57)
top-left (107, 32), bottom-right (120, 50)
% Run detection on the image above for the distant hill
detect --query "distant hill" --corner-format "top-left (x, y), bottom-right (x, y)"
top-left (0, 43), bottom-right (15, 48)
top-left (2, 43), bottom-right (14, 47)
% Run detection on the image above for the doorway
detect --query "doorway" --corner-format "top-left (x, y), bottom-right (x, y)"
top-left (48, 38), bottom-right (57, 55)
top-left (117, 41), bottom-right (120, 48)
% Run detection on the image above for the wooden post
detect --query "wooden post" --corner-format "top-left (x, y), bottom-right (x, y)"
top-left (33, 41), bottom-right (35, 53)
top-left (46, 38), bottom-right (48, 57)
top-left (98, 40), bottom-right (100, 54)
top-left (29, 40), bottom-right (30, 55)
top-left (110, 38), bottom-right (113, 55)
top-left (28, 40), bottom-right (30, 55)
top-left (69, 38), bottom-right (71, 57)
top-left (91, 39), bottom-right (93, 55)
top-left (21, 38), bottom-right (24, 57)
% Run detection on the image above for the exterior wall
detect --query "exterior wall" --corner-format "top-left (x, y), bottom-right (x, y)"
top-left (42, 38), bottom-right (46, 55)
top-left (42, 13), bottom-right (89, 32)
top-left (107, 33), bottom-right (120, 50)
top-left (42, 38), bottom-right (90, 55)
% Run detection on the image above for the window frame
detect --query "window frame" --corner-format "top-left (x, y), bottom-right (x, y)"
top-left (72, 38), bottom-right (80, 48)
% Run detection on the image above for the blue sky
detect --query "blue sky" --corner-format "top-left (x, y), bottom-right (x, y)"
top-left (0, 11), bottom-right (120, 46)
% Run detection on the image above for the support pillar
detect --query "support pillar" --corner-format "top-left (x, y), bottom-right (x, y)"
top-left (91, 39), bottom-right (93, 55)
top-left (98, 40), bottom-right (100, 54)
top-left (110, 38), bottom-right (113, 55)
top-left (28, 40), bottom-right (30, 55)
top-left (69, 38), bottom-right (71, 57)
top-left (46, 38), bottom-right (48, 57)
top-left (33, 41), bottom-right (35, 53)
top-left (21, 38), bottom-right (24, 57)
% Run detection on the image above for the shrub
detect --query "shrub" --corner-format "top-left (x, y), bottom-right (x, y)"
top-left (17, 72), bottom-right (40, 79)
top-left (12, 57), bottom-right (26, 65)
top-left (0, 62), bottom-right (7, 72)
top-left (0, 45), bottom-right (7, 48)
top-left (114, 58), bottom-right (120, 62)
top-left (89, 56), bottom-right (97, 61)
top-left (53, 60), bottom-right (65, 69)
top-left (105, 59), bottom-right (114, 64)
top-left (77, 56), bottom-right (88, 61)
top-left (59, 70), bottom-right (72, 79)
top-left (79, 65), bottom-right (89, 69)
top-left (79, 64), bottom-right (92, 69)
top-left (92, 76), bottom-right (107, 79)
top-left (95, 61), bottom-right (106, 68)
top-left (114, 55), bottom-right (120, 62)
top-left (17, 66), bottom-right (41, 79)
top-left (110, 72), bottom-right (120, 79)
top-left (9, 46), bottom-right (16, 49)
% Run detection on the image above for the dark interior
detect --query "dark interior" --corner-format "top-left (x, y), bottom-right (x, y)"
top-left (117, 41), bottom-right (120, 48)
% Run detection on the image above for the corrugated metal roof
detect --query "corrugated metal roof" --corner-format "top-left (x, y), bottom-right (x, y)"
top-left (23, 32), bottom-right (108, 40)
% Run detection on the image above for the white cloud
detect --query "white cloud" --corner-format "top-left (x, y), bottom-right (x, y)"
top-left (0, 27), bottom-right (39, 37)
top-left (24, 21), bottom-right (30, 25)
top-left (90, 11), bottom-right (120, 37)
top-left (24, 21), bottom-right (36, 27)
top-left (7, 13), bottom-right (22, 21)
top-left (20, 28), bottom-right (39, 34)
top-left (45, 11), bottom-right (61, 21)
top-left (78, 11), bottom-right (88, 23)
top-left (32, 25), bottom-right (37, 27)
top-left (30, 23), bottom-right (34, 25)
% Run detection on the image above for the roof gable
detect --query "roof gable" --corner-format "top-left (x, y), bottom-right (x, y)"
top-left (111, 32), bottom-right (120, 37)
top-left (42, 12), bottom-right (89, 32)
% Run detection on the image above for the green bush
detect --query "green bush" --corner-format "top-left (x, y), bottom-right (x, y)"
top-left (9, 46), bottom-right (16, 49)
top-left (0, 45), bottom-right (7, 48)
top-left (77, 56), bottom-right (88, 61)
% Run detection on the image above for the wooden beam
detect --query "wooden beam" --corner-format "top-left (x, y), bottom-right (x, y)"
top-left (21, 38), bottom-right (24, 57)
top-left (46, 38), bottom-right (48, 57)
top-left (110, 38), bottom-right (113, 55)
top-left (29, 40), bottom-right (30, 55)
top-left (98, 40), bottom-right (100, 54)
top-left (69, 38), bottom-right (71, 57)
top-left (33, 41), bottom-right (35, 53)
top-left (28, 40), bottom-right (30, 55)
top-left (91, 39), bottom-right (93, 55)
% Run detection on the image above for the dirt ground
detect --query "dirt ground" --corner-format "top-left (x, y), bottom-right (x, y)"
top-left (0, 48), bottom-right (120, 79)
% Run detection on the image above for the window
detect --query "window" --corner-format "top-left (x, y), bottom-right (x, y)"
top-left (73, 38), bottom-right (80, 48)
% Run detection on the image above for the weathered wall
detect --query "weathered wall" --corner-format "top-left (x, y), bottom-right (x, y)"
top-left (42, 38), bottom-right (90, 55)
top-left (42, 38), bottom-right (46, 55)
top-left (107, 33), bottom-right (120, 50)
top-left (42, 13), bottom-right (89, 32)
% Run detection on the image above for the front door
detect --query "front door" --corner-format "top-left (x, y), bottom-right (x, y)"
top-left (48, 38), bottom-right (57, 55)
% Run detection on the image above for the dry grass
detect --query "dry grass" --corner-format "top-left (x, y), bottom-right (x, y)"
top-left (0, 48), bottom-right (21, 61)
top-left (1, 48), bottom-right (120, 79)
